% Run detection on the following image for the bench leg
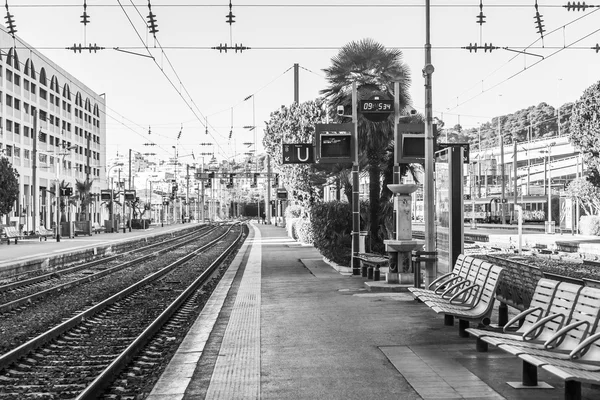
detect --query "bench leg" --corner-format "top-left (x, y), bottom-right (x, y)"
top-left (458, 319), bottom-right (470, 338)
top-left (522, 360), bottom-right (538, 387)
top-left (476, 338), bottom-right (488, 352)
top-left (498, 302), bottom-right (509, 327)
top-left (367, 266), bottom-right (374, 280)
top-left (565, 380), bottom-right (582, 400)
top-left (444, 315), bottom-right (454, 326)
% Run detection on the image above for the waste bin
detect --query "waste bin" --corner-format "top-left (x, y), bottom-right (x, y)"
top-left (545, 221), bottom-right (556, 234)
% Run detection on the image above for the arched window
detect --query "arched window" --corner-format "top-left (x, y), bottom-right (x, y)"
top-left (24, 59), bottom-right (36, 79)
top-left (93, 104), bottom-right (99, 117)
top-left (6, 48), bottom-right (20, 70)
top-left (50, 76), bottom-right (60, 93)
top-left (39, 67), bottom-right (47, 86)
top-left (85, 98), bottom-right (91, 112)
top-left (75, 92), bottom-right (83, 107)
top-left (62, 83), bottom-right (71, 100)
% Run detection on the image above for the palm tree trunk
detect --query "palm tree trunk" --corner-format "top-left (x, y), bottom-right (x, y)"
top-left (368, 152), bottom-right (382, 253)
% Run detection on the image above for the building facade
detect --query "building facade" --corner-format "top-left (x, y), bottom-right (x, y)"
top-left (0, 27), bottom-right (106, 232)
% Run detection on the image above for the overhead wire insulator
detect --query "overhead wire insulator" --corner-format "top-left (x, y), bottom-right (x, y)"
top-left (226, 0), bottom-right (235, 25)
top-left (212, 43), bottom-right (228, 53)
top-left (483, 43), bottom-right (499, 52)
top-left (4, 2), bottom-right (17, 38)
top-left (593, 43), bottom-right (600, 53)
top-left (81, 0), bottom-right (90, 25)
top-left (147, 1), bottom-right (158, 37)
top-left (534, 1), bottom-right (546, 39)
top-left (234, 43), bottom-right (250, 53)
top-left (462, 43), bottom-right (478, 53)
top-left (564, 1), bottom-right (593, 11)
top-left (476, 0), bottom-right (486, 24)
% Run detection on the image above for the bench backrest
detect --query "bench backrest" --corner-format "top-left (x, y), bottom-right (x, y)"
top-left (469, 264), bottom-right (504, 316)
top-left (513, 279), bottom-right (562, 335)
top-left (529, 282), bottom-right (583, 343)
top-left (556, 286), bottom-right (600, 353)
top-left (4, 227), bottom-right (17, 236)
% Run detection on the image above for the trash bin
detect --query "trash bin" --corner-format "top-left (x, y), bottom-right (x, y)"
top-left (545, 221), bottom-right (556, 234)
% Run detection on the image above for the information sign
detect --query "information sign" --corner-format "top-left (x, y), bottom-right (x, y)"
top-left (282, 143), bottom-right (314, 164)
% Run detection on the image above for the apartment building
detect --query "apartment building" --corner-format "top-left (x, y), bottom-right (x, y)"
top-left (0, 27), bottom-right (106, 232)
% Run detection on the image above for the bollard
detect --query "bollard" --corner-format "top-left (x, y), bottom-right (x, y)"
top-left (367, 265), bottom-right (374, 280)
top-left (361, 264), bottom-right (368, 278)
top-left (374, 264), bottom-right (380, 281)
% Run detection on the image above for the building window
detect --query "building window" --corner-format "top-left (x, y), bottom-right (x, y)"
top-left (6, 69), bottom-right (12, 83)
top-left (14, 74), bottom-right (20, 86)
top-left (24, 149), bottom-right (30, 159)
top-left (5, 145), bottom-right (12, 157)
top-left (14, 98), bottom-right (20, 110)
top-left (24, 126), bottom-right (30, 138)
top-left (39, 88), bottom-right (47, 100)
top-left (6, 94), bottom-right (12, 108)
top-left (31, 83), bottom-right (36, 94)
top-left (24, 79), bottom-right (29, 91)
top-left (14, 147), bottom-right (20, 158)
top-left (6, 120), bottom-right (12, 133)
top-left (14, 123), bottom-right (20, 135)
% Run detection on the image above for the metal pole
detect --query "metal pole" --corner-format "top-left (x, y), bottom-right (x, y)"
top-left (499, 118), bottom-right (506, 224)
top-left (514, 141), bottom-right (518, 216)
top-left (393, 81), bottom-right (401, 240)
top-left (267, 155), bottom-right (272, 224)
top-left (32, 108), bottom-right (38, 234)
top-left (294, 63), bottom-right (299, 104)
top-left (424, 0), bottom-right (437, 285)
top-left (547, 145), bottom-right (552, 233)
top-left (351, 82), bottom-right (361, 275)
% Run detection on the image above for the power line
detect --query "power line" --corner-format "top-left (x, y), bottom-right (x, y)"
top-left (8, 3), bottom-right (579, 8)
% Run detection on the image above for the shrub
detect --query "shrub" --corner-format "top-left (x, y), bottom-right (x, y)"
top-left (310, 201), bottom-right (352, 266)
top-left (580, 215), bottom-right (600, 236)
top-left (295, 217), bottom-right (314, 245)
top-left (285, 204), bottom-right (303, 219)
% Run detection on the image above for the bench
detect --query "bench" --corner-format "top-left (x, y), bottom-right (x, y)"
top-left (409, 254), bottom-right (481, 304)
top-left (355, 253), bottom-right (389, 281)
top-left (466, 283), bottom-right (600, 399)
top-left (36, 226), bottom-right (54, 241)
top-left (424, 262), bottom-right (503, 337)
top-left (2, 226), bottom-right (23, 244)
top-left (92, 222), bottom-right (105, 234)
top-left (486, 254), bottom-right (545, 326)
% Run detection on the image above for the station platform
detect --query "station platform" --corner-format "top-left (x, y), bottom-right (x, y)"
top-left (148, 221), bottom-right (600, 400)
top-left (0, 222), bottom-right (196, 276)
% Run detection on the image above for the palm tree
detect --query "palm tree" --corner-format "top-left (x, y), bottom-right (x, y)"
top-left (75, 179), bottom-right (94, 221)
top-left (321, 38), bottom-right (412, 252)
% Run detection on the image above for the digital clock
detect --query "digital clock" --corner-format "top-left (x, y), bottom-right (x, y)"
top-left (359, 99), bottom-right (394, 113)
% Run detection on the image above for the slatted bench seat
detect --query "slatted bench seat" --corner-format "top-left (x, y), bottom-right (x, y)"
top-left (92, 222), bottom-right (105, 234)
top-left (355, 253), bottom-right (389, 281)
top-left (466, 279), bottom-right (581, 352)
top-left (412, 257), bottom-right (487, 306)
top-left (466, 283), bottom-right (600, 399)
top-left (36, 226), bottom-right (54, 241)
top-left (424, 262), bottom-right (503, 337)
top-left (2, 226), bottom-right (23, 244)
top-left (409, 254), bottom-right (472, 298)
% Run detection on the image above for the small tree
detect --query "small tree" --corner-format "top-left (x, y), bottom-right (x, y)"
top-left (570, 81), bottom-right (600, 186)
top-left (75, 179), bottom-right (94, 221)
top-left (566, 177), bottom-right (600, 216)
top-left (0, 158), bottom-right (19, 224)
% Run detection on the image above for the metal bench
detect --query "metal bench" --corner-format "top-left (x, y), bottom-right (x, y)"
top-left (419, 261), bottom-right (504, 337)
top-left (92, 222), bottom-right (105, 234)
top-left (2, 226), bottom-right (23, 244)
top-left (355, 253), bottom-right (389, 281)
top-left (36, 226), bottom-right (54, 241)
top-left (467, 284), bottom-right (600, 399)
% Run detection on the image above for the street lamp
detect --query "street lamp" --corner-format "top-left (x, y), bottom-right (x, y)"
top-left (55, 145), bottom-right (77, 241)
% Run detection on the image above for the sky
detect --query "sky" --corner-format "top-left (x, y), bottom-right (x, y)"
top-left (9, 1), bottom-right (600, 166)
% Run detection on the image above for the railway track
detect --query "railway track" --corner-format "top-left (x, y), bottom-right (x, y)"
top-left (0, 225), bottom-right (217, 314)
top-left (0, 223), bottom-right (246, 399)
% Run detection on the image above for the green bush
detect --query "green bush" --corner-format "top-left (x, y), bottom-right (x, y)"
top-left (310, 201), bottom-right (352, 266)
top-left (285, 204), bottom-right (302, 219)
top-left (580, 215), bottom-right (600, 236)
top-left (295, 217), bottom-right (314, 245)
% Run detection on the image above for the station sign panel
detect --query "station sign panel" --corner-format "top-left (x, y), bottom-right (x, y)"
top-left (360, 97), bottom-right (393, 122)
top-left (437, 142), bottom-right (470, 164)
top-left (396, 123), bottom-right (438, 164)
top-left (100, 189), bottom-right (112, 201)
top-left (124, 190), bottom-right (136, 201)
top-left (282, 143), bottom-right (314, 164)
top-left (315, 123), bottom-right (354, 164)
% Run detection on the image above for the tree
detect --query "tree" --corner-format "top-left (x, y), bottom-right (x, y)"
top-left (566, 177), bottom-right (600, 216)
top-left (570, 81), bottom-right (600, 186)
top-left (0, 157), bottom-right (19, 224)
top-left (75, 179), bottom-right (94, 221)
top-left (263, 100), bottom-right (329, 209)
top-left (320, 38), bottom-right (411, 252)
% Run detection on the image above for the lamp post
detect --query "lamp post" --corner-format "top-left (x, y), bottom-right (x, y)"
top-left (542, 142), bottom-right (557, 233)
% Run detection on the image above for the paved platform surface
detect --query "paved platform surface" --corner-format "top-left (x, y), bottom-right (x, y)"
top-left (149, 221), bottom-right (600, 400)
top-left (0, 223), bottom-right (195, 272)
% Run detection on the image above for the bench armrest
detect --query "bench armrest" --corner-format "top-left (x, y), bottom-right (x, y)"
top-left (503, 307), bottom-right (543, 333)
top-left (544, 320), bottom-right (590, 349)
top-left (569, 332), bottom-right (600, 359)
top-left (428, 272), bottom-right (454, 290)
top-left (522, 313), bottom-right (565, 341)
top-left (440, 279), bottom-right (469, 298)
top-left (449, 284), bottom-right (479, 305)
